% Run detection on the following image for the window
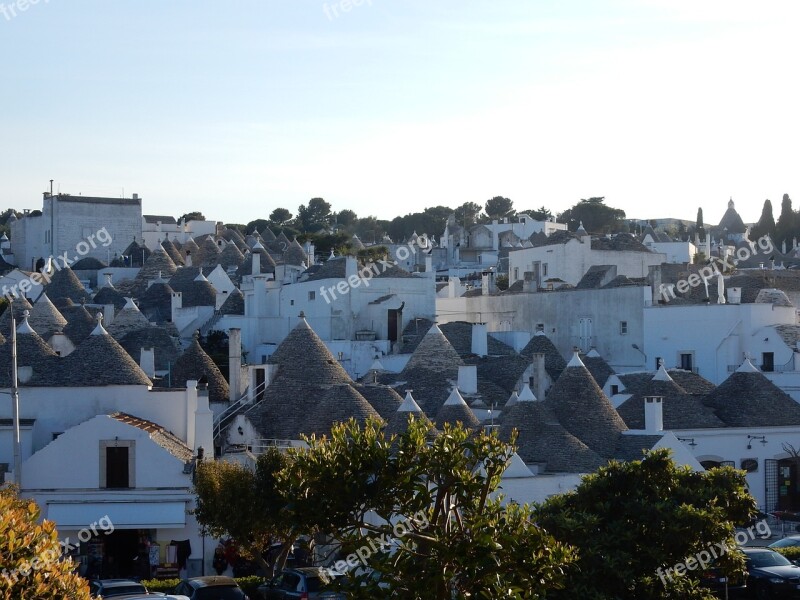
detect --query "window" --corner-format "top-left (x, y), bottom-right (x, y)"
top-left (535, 323), bottom-right (544, 333)
top-left (762, 352), bottom-right (775, 372)
top-left (290, 299), bottom-right (294, 305)
top-left (619, 321), bottom-right (628, 335)
top-left (610, 385), bottom-right (619, 395)
top-left (542, 263), bottom-right (548, 277)
top-left (52, 432), bottom-right (63, 441)
top-left (680, 352), bottom-right (694, 372)
top-left (513, 267), bottom-right (519, 281)
top-left (100, 440), bottom-right (135, 489)
top-left (308, 291), bottom-right (315, 301)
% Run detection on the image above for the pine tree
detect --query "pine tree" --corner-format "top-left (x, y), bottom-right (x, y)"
top-left (750, 199), bottom-right (776, 241)
top-left (775, 193), bottom-right (795, 250)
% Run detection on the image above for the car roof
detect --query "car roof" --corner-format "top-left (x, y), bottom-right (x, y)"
top-left (95, 580), bottom-right (147, 588)
top-left (184, 576), bottom-right (239, 588)
top-left (742, 547), bottom-right (779, 554)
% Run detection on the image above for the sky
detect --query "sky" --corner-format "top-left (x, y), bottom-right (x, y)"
top-left (2, 0), bottom-right (799, 226)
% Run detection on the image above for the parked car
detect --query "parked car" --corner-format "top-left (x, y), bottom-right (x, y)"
top-left (770, 536), bottom-right (800, 550)
top-left (173, 576), bottom-right (250, 600)
top-left (89, 579), bottom-right (148, 598)
top-left (258, 568), bottom-right (345, 599)
top-left (740, 547), bottom-right (800, 598)
top-left (698, 563), bottom-right (746, 597)
top-left (111, 594), bottom-right (189, 600)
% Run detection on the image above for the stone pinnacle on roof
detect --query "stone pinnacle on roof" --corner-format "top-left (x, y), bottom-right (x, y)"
top-left (435, 387), bottom-right (480, 429)
top-left (736, 357), bottom-right (761, 373)
top-left (566, 349), bottom-right (585, 368)
top-left (517, 383), bottom-right (537, 401)
top-left (17, 310), bottom-right (35, 334)
top-left (503, 391), bottom-right (519, 411)
top-left (398, 390), bottom-right (422, 412)
top-left (90, 312), bottom-right (107, 335)
top-left (652, 363), bottom-right (674, 381)
top-left (28, 292), bottom-right (68, 338)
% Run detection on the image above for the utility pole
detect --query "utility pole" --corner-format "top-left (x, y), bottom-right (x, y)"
top-left (11, 310), bottom-right (21, 486)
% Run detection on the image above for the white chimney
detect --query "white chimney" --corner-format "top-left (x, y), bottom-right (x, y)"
top-left (458, 365), bottom-right (478, 394)
top-left (482, 272), bottom-right (490, 296)
top-left (471, 323), bottom-right (488, 357)
top-left (727, 286), bottom-right (741, 304)
top-left (532, 352), bottom-right (547, 400)
top-left (229, 328), bottom-right (242, 402)
top-left (252, 251), bottom-right (260, 275)
top-left (644, 396), bottom-right (664, 432)
top-left (139, 347), bottom-right (155, 377)
top-left (171, 291), bottom-right (182, 321)
top-left (185, 252), bottom-right (193, 267)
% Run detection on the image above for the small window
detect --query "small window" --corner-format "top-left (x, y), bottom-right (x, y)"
top-left (290, 299), bottom-right (294, 306)
top-left (610, 385), bottom-right (619, 395)
top-left (542, 264), bottom-right (548, 277)
top-left (308, 291), bottom-right (316, 301)
top-left (680, 352), bottom-right (693, 371)
top-left (619, 321), bottom-right (628, 335)
top-left (535, 323), bottom-right (544, 333)
top-left (513, 267), bottom-right (519, 281)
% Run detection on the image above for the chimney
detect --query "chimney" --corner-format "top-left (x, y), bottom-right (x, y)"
top-left (727, 286), bottom-right (741, 304)
top-left (471, 323), bottom-right (488, 357)
top-left (644, 396), bottom-right (664, 432)
top-left (523, 271), bottom-right (536, 293)
top-left (186, 380), bottom-right (198, 450)
top-left (103, 304), bottom-right (115, 326)
top-left (103, 272), bottom-right (113, 289)
top-left (194, 381), bottom-right (214, 459)
top-left (532, 352), bottom-right (547, 400)
top-left (648, 264), bottom-right (662, 305)
top-left (185, 252), bottom-right (193, 267)
top-left (229, 328), bottom-right (242, 402)
top-left (345, 256), bottom-right (358, 280)
top-left (171, 291), bottom-right (183, 321)
top-left (481, 272), bottom-right (490, 296)
top-left (139, 347), bottom-right (155, 377)
top-left (252, 251), bottom-right (260, 275)
top-left (457, 365), bottom-right (478, 394)
top-left (425, 255), bottom-right (433, 274)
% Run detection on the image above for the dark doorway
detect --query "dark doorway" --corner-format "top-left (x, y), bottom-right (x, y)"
top-left (388, 309), bottom-right (400, 343)
top-left (103, 529), bottom-right (139, 578)
top-left (778, 459), bottom-right (800, 511)
top-left (762, 352), bottom-right (775, 372)
top-left (106, 447), bottom-right (129, 489)
top-left (255, 369), bottom-right (265, 402)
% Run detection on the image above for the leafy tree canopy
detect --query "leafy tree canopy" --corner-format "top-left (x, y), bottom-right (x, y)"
top-left (0, 486), bottom-right (91, 599)
top-left (179, 211), bottom-right (206, 223)
top-left (269, 208), bottom-right (293, 226)
top-left (558, 197), bottom-right (627, 234)
top-left (484, 196), bottom-right (514, 220)
top-left (455, 202), bottom-right (483, 227)
top-left (296, 198), bottom-right (332, 232)
top-left (535, 449), bottom-right (756, 600)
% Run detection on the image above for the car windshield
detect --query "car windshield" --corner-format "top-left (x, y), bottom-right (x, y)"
top-left (195, 585), bottom-right (246, 600)
top-left (771, 538), bottom-right (800, 548)
top-left (748, 551), bottom-right (792, 568)
top-left (104, 585), bottom-right (147, 596)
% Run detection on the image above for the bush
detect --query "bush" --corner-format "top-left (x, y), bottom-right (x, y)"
top-left (774, 546), bottom-right (800, 561)
top-left (141, 576), bottom-right (264, 596)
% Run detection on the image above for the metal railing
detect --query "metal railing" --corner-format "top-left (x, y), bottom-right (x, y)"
top-left (212, 378), bottom-right (270, 443)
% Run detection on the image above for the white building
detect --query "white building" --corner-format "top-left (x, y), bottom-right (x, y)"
top-left (141, 215), bottom-right (217, 250)
top-left (507, 231), bottom-right (665, 287)
top-left (11, 192), bottom-right (142, 271)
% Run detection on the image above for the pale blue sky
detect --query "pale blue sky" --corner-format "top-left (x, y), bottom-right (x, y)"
top-left (2, 0), bottom-right (799, 225)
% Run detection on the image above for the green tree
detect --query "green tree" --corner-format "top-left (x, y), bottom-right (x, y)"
top-left (296, 198), bottom-right (332, 232)
top-left (245, 219), bottom-right (270, 235)
top-left (353, 216), bottom-right (388, 244)
top-left (535, 449), bottom-right (755, 600)
top-left (524, 206), bottom-right (552, 221)
top-left (750, 199), bottom-right (776, 241)
top-left (696, 207), bottom-right (705, 237)
top-left (557, 197), bottom-right (626, 234)
top-left (387, 206), bottom-right (452, 241)
top-left (281, 418), bottom-right (575, 599)
top-left (335, 209), bottom-right (358, 230)
top-left (776, 193), bottom-right (795, 249)
top-left (178, 211), bottom-right (206, 223)
top-left (269, 208), bottom-right (293, 226)
top-left (0, 486), bottom-right (91, 599)
top-left (455, 202), bottom-right (482, 227)
top-left (194, 449), bottom-right (296, 575)
top-left (484, 196), bottom-right (514, 220)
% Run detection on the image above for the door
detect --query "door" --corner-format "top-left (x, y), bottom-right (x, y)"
top-left (255, 368), bottom-right (266, 402)
top-left (578, 318), bottom-right (593, 353)
top-left (778, 459), bottom-right (800, 511)
top-left (388, 309), bottom-right (400, 343)
top-left (762, 352), bottom-right (774, 372)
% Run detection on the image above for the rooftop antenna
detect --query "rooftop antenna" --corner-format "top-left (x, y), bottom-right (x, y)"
top-left (49, 179), bottom-right (53, 196)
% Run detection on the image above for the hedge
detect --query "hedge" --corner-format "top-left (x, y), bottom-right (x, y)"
top-left (773, 546), bottom-right (800, 561)
top-left (142, 576), bottom-right (265, 597)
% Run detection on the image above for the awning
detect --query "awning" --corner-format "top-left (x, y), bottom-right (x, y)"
top-left (47, 501), bottom-right (187, 530)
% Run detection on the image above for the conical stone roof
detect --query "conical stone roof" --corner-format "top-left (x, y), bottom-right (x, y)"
top-left (138, 278), bottom-right (174, 322)
top-left (219, 288), bottom-right (244, 315)
top-left (195, 235), bottom-right (222, 268)
top-left (283, 239), bottom-right (308, 266)
top-left (435, 387), bottom-right (480, 429)
top-left (44, 267), bottom-right (90, 305)
top-left (0, 313), bottom-right (58, 386)
top-left (307, 384), bottom-right (382, 436)
top-left (27, 293), bottom-right (68, 339)
top-left (543, 351), bottom-right (627, 457)
top-left (261, 227), bottom-right (277, 242)
top-left (161, 237), bottom-right (184, 265)
top-left (120, 326), bottom-right (181, 372)
top-left (93, 286), bottom-right (127, 310)
top-left (181, 237), bottom-right (201, 261)
top-left (0, 296), bottom-right (33, 337)
top-left (61, 301), bottom-right (96, 344)
top-left (132, 247), bottom-right (177, 296)
top-left (172, 333), bottom-right (229, 403)
top-left (520, 333), bottom-right (567, 381)
top-left (401, 324), bottom-right (463, 378)
top-left (62, 314), bottom-right (153, 386)
top-left (107, 298), bottom-right (151, 340)
top-left (268, 316), bottom-right (351, 386)
top-left (702, 361), bottom-right (800, 427)
top-left (218, 242), bottom-right (245, 270)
